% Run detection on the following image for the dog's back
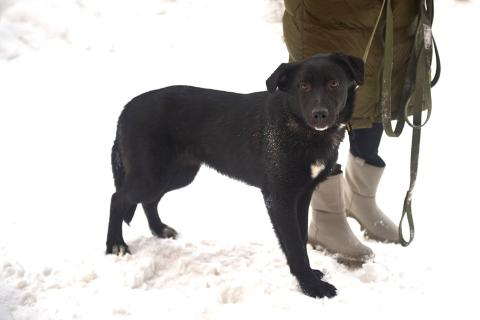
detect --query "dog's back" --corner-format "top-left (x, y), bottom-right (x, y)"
top-left (115, 86), bottom-right (269, 188)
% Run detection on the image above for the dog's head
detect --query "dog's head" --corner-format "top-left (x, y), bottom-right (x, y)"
top-left (266, 53), bottom-right (363, 131)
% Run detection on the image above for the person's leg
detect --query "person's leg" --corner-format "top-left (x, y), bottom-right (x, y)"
top-left (345, 123), bottom-right (400, 243)
top-left (348, 123), bottom-right (385, 168)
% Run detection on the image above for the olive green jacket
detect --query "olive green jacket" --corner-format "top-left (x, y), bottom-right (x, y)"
top-left (283, 0), bottom-right (419, 128)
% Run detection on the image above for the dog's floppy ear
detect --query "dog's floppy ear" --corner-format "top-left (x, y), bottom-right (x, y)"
top-left (332, 52), bottom-right (364, 86)
top-left (266, 62), bottom-right (299, 93)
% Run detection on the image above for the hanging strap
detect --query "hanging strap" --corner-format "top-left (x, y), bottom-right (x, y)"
top-left (363, 0), bottom-right (440, 246)
top-left (362, 0), bottom-right (386, 64)
top-left (398, 0), bottom-right (437, 246)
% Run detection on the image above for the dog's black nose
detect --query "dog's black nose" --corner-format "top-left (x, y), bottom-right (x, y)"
top-left (312, 108), bottom-right (329, 120)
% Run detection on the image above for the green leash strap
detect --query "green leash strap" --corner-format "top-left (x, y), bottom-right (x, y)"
top-left (362, 0), bottom-right (386, 64)
top-left (399, 0), bottom-right (436, 246)
top-left (380, 0), bottom-right (398, 138)
top-left (365, 0), bottom-right (439, 246)
top-left (362, 0), bottom-right (405, 137)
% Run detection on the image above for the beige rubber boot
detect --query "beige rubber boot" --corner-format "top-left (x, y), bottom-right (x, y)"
top-left (344, 153), bottom-right (400, 243)
top-left (309, 173), bottom-right (374, 265)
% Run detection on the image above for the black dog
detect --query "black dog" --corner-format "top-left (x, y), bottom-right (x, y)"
top-left (107, 53), bottom-right (363, 298)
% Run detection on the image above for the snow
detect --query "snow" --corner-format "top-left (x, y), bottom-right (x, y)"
top-left (1, 0), bottom-right (479, 319)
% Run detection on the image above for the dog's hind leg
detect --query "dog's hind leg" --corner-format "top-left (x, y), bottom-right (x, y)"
top-left (141, 164), bottom-right (200, 239)
top-left (166, 164), bottom-right (201, 192)
top-left (142, 197), bottom-right (178, 239)
top-left (106, 191), bottom-right (137, 255)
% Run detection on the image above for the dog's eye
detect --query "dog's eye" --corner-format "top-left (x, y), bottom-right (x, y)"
top-left (328, 80), bottom-right (339, 90)
top-left (300, 82), bottom-right (311, 92)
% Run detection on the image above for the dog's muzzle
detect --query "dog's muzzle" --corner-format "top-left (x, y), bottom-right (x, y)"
top-left (311, 108), bottom-right (331, 131)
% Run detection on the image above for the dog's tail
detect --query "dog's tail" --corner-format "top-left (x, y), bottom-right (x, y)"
top-left (111, 136), bottom-right (125, 191)
top-left (111, 125), bottom-right (137, 224)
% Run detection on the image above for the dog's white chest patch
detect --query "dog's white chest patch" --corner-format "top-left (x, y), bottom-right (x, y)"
top-left (310, 161), bottom-right (325, 179)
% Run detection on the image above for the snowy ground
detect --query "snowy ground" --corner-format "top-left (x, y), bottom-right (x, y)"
top-left (1, 0), bottom-right (479, 319)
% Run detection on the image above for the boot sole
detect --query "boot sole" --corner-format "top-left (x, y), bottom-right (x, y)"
top-left (308, 238), bottom-right (373, 268)
top-left (346, 210), bottom-right (401, 244)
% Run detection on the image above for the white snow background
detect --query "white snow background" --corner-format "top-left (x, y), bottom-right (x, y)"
top-left (1, 0), bottom-right (479, 319)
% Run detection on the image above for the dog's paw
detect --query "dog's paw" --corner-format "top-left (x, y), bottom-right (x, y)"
top-left (106, 243), bottom-right (131, 256)
top-left (300, 279), bottom-right (337, 299)
top-left (152, 224), bottom-right (178, 239)
top-left (161, 225), bottom-right (178, 239)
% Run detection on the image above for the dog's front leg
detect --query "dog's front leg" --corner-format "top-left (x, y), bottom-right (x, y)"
top-left (262, 189), bottom-right (337, 299)
top-left (296, 188), bottom-right (314, 246)
top-left (296, 188), bottom-right (324, 281)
